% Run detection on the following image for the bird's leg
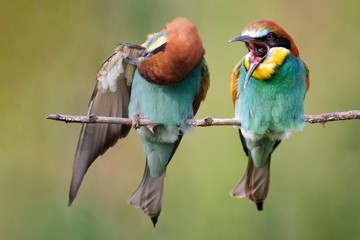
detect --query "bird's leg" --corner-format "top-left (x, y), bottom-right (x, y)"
top-left (176, 123), bottom-right (184, 135)
top-left (132, 114), bottom-right (141, 129)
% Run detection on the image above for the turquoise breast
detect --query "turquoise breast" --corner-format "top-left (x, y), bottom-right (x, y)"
top-left (235, 55), bottom-right (307, 135)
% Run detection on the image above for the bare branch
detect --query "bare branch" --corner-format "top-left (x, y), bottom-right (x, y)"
top-left (304, 110), bottom-right (360, 123)
top-left (47, 110), bottom-right (360, 127)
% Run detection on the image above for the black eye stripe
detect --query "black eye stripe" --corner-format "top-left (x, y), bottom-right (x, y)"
top-left (143, 43), bottom-right (166, 58)
top-left (271, 37), bottom-right (291, 49)
top-left (257, 32), bottom-right (291, 50)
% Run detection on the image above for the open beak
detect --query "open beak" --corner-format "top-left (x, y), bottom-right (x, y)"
top-left (243, 60), bottom-right (262, 88)
top-left (229, 35), bottom-right (268, 88)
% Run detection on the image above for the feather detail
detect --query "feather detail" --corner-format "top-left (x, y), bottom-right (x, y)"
top-left (304, 62), bottom-right (310, 92)
top-left (231, 157), bottom-right (271, 211)
top-left (69, 43), bottom-right (143, 205)
top-left (193, 58), bottom-right (210, 114)
top-left (128, 163), bottom-right (165, 227)
top-left (129, 136), bottom-right (182, 226)
top-left (97, 43), bottom-right (144, 92)
top-left (231, 130), bottom-right (281, 210)
top-left (231, 59), bottom-right (242, 107)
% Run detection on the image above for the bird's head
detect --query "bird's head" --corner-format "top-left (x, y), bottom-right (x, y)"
top-left (135, 18), bottom-right (205, 85)
top-left (229, 20), bottom-right (299, 88)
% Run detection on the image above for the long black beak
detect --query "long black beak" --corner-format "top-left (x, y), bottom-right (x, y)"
top-left (124, 57), bottom-right (139, 66)
top-left (228, 35), bottom-right (254, 43)
top-left (229, 35), bottom-right (268, 88)
top-left (243, 60), bottom-right (262, 89)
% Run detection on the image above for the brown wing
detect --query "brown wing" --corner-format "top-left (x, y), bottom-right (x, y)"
top-left (304, 62), bottom-right (310, 93)
top-left (230, 58), bottom-right (243, 107)
top-left (69, 43), bottom-right (144, 205)
top-left (192, 58), bottom-right (210, 115)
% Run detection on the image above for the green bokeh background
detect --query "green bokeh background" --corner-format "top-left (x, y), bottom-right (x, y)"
top-left (1, 0), bottom-right (360, 239)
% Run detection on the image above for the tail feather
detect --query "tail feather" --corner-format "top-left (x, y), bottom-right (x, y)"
top-left (128, 162), bottom-right (165, 227)
top-left (231, 156), bottom-right (271, 210)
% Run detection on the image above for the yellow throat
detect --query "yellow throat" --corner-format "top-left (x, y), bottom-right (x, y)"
top-left (244, 47), bottom-right (290, 80)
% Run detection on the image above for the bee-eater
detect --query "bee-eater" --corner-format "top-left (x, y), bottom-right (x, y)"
top-left (68, 18), bottom-right (209, 226)
top-left (229, 20), bottom-right (309, 210)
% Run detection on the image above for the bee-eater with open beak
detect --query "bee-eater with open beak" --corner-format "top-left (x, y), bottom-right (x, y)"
top-left (68, 18), bottom-right (209, 226)
top-left (229, 20), bottom-right (309, 210)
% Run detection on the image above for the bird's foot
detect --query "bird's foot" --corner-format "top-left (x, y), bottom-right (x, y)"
top-left (132, 114), bottom-right (141, 129)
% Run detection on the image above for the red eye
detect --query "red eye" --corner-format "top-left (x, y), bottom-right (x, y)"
top-left (266, 33), bottom-right (274, 41)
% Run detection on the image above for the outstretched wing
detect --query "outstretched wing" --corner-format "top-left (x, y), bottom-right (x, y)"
top-left (69, 43), bottom-right (144, 205)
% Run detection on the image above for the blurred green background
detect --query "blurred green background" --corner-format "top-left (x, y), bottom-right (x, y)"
top-left (1, 0), bottom-right (360, 239)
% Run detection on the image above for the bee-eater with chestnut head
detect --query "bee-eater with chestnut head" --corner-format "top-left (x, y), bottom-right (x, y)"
top-left (229, 20), bottom-right (309, 210)
top-left (68, 18), bottom-right (209, 226)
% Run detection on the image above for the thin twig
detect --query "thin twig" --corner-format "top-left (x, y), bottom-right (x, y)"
top-left (47, 110), bottom-right (360, 127)
top-left (304, 110), bottom-right (360, 123)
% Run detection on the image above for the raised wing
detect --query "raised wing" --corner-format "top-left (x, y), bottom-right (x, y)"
top-left (69, 43), bottom-right (144, 205)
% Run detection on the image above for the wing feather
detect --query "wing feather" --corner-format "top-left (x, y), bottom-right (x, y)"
top-left (304, 62), bottom-right (310, 93)
top-left (69, 43), bottom-right (144, 205)
top-left (230, 58), bottom-right (243, 107)
top-left (192, 58), bottom-right (210, 115)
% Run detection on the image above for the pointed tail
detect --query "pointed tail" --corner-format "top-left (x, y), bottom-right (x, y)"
top-left (128, 162), bottom-right (165, 227)
top-left (231, 156), bottom-right (271, 211)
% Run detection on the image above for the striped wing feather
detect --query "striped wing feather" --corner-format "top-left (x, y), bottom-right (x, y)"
top-left (69, 43), bottom-right (144, 205)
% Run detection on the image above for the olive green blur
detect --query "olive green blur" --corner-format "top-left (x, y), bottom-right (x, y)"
top-left (1, 0), bottom-right (360, 239)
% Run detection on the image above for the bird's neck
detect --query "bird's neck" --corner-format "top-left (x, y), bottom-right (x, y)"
top-left (244, 47), bottom-right (290, 80)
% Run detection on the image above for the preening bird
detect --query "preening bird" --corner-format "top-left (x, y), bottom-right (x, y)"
top-left (229, 20), bottom-right (309, 210)
top-left (69, 18), bottom-right (209, 226)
